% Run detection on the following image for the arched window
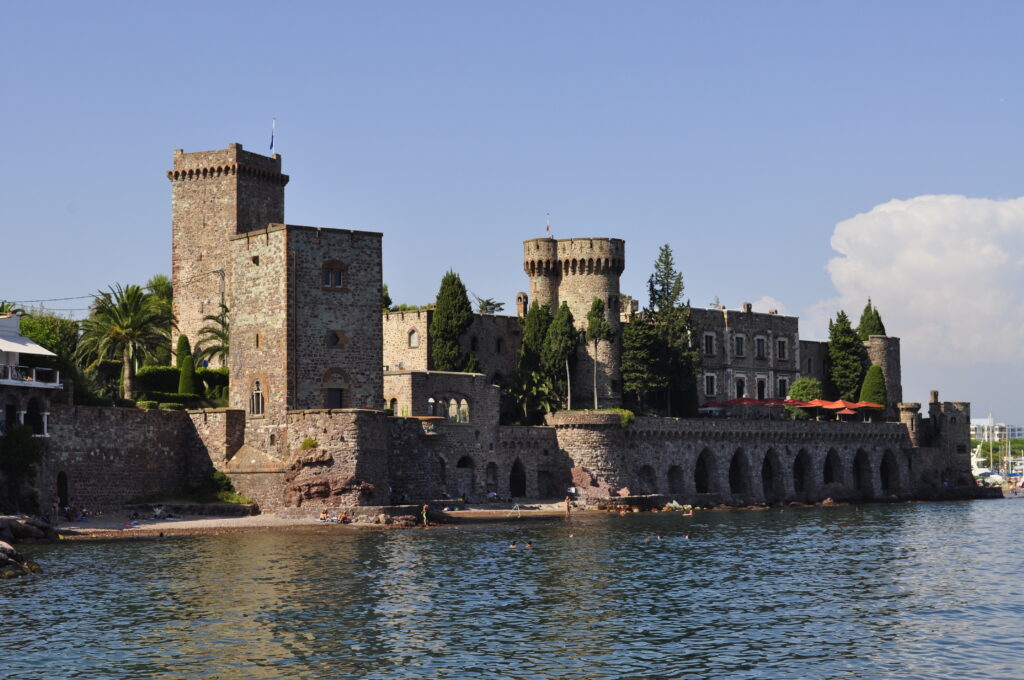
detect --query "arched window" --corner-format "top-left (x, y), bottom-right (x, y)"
top-left (448, 398), bottom-right (458, 421)
top-left (427, 397), bottom-right (436, 416)
top-left (408, 329), bottom-right (419, 348)
top-left (459, 398), bottom-right (469, 423)
top-left (249, 381), bottom-right (265, 416)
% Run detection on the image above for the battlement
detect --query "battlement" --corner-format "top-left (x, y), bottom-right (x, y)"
top-left (168, 143), bottom-right (289, 185)
top-left (523, 237), bottom-right (625, 277)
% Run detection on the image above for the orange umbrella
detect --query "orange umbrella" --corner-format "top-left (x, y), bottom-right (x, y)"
top-left (836, 408), bottom-right (857, 415)
top-left (823, 400), bottom-right (861, 410)
top-left (854, 401), bottom-right (884, 409)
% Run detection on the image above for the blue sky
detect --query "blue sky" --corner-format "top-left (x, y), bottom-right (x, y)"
top-left (3, 1), bottom-right (1024, 422)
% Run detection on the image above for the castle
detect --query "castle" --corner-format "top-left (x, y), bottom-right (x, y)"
top-left (3, 143), bottom-right (983, 515)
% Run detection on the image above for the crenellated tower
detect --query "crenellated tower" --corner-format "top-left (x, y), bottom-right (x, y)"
top-left (523, 237), bottom-right (625, 407)
top-left (168, 143), bottom-right (289, 363)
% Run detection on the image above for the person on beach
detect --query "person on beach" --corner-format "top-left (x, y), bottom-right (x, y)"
top-left (421, 504), bottom-right (429, 528)
top-left (564, 495), bottom-right (572, 518)
top-left (318, 509), bottom-right (329, 521)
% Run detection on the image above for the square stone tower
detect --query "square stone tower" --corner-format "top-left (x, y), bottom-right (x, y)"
top-left (168, 143), bottom-right (288, 360)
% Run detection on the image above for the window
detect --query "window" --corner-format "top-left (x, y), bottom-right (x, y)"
top-left (705, 373), bottom-right (717, 396)
top-left (703, 333), bottom-right (716, 356)
top-left (427, 397), bottom-right (436, 416)
top-left (757, 379), bottom-right (767, 400)
top-left (778, 377), bottom-right (789, 398)
top-left (496, 338), bottom-right (503, 354)
top-left (321, 261), bottom-right (347, 290)
top-left (735, 378), bottom-right (746, 398)
top-left (777, 339), bottom-right (787, 360)
top-left (251, 255), bottom-right (260, 265)
top-left (326, 388), bottom-right (343, 409)
top-left (328, 330), bottom-right (345, 348)
top-left (755, 337), bottom-right (766, 359)
top-left (249, 381), bottom-right (265, 416)
top-left (734, 335), bottom-right (745, 357)
top-left (408, 329), bottom-right (419, 348)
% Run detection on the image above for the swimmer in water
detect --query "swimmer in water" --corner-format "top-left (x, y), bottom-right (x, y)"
top-left (568, 533), bottom-right (574, 538)
top-left (524, 541), bottom-right (533, 549)
top-left (684, 534), bottom-right (690, 540)
top-left (508, 541), bottom-right (517, 548)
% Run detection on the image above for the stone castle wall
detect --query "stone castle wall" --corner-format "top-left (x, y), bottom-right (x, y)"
top-left (382, 310), bottom-right (431, 372)
top-left (169, 143), bottom-right (287, 362)
top-left (865, 335), bottom-right (903, 417)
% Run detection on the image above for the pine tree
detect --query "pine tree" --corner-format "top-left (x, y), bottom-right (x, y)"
top-left (381, 284), bottom-right (392, 312)
top-left (621, 312), bottom-right (665, 412)
top-left (857, 298), bottom-right (886, 340)
top-left (429, 271), bottom-right (473, 371)
top-left (175, 334), bottom-right (192, 368)
top-left (828, 311), bottom-right (866, 401)
top-left (586, 298), bottom-right (613, 409)
top-left (541, 302), bottom-right (577, 408)
top-left (645, 244), bottom-right (700, 416)
top-left (518, 301), bottom-right (552, 378)
top-left (859, 364), bottom-right (888, 406)
top-left (178, 355), bottom-right (197, 395)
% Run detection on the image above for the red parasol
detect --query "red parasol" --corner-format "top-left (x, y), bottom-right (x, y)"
top-left (823, 400), bottom-right (861, 410)
top-left (853, 401), bottom-right (884, 409)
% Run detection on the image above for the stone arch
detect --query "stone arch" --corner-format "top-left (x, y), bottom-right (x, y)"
top-left (793, 449), bottom-right (814, 498)
top-left (509, 458), bottom-right (527, 497)
top-left (448, 398), bottom-right (458, 420)
top-left (728, 448), bottom-right (752, 500)
top-left (322, 368), bottom-right (349, 409)
top-left (761, 448), bottom-right (783, 503)
top-left (823, 448), bottom-right (842, 486)
top-left (407, 328), bottom-right (419, 348)
top-left (880, 450), bottom-right (899, 495)
top-left (389, 398), bottom-right (398, 413)
top-left (694, 448), bottom-right (717, 495)
top-left (459, 398), bottom-right (469, 423)
top-left (853, 449), bottom-right (872, 496)
top-left (636, 465), bottom-right (657, 495)
top-left (587, 258), bottom-right (594, 273)
top-left (455, 455), bottom-right (475, 496)
top-left (485, 462), bottom-right (499, 493)
top-left (249, 380), bottom-right (265, 416)
top-left (427, 397), bottom-right (437, 416)
top-left (668, 464), bottom-right (685, 495)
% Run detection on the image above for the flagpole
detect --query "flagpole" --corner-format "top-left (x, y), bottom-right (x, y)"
top-left (270, 118), bottom-right (276, 155)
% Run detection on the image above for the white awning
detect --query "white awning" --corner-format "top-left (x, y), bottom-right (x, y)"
top-left (0, 334), bottom-right (56, 357)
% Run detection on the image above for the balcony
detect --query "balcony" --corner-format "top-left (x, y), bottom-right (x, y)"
top-left (0, 364), bottom-right (61, 389)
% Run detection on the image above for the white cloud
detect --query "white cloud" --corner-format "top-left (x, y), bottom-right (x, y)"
top-left (751, 296), bottom-right (789, 316)
top-left (807, 194), bottom-right (1024, 365)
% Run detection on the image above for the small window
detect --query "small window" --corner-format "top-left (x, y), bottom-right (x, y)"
top-left (328, 330), bottom-right (345, 348)
top-left (734, 335), bottom-right (745, 358)
top-left (777, 339), bottom-right (787, 360)
top-left (321, 261), bottom-right (346, 290)
top-left (251, 255), bottom-right (260, 265)
top-left (735, 378), bottom-right (745, 398)
top-left (705, 373), bottom-right (717, 396)
top-left (427, 397), bottom-right (436, 416)
top-left (757, 379), bottom-right (766, 400)
top-left (249, 381), bottom-right (265, 416)
top-left (755, 337), bottom-right (766, 359)
top-left (778, 377), bottom-right (789, 398)
top-left (496, 338), bottom-right (503, 354)
top-left (327, 388), bottom-right (344, 409)
top-left (703, 333), bottom-right (716, 356)
top-left (255, 333), bottom-right (261, 348)
top-left (408, 329), bottom-right (419, 348)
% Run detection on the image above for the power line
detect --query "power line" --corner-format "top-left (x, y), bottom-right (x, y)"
top-left (5, 270), bottom-right (224, 304)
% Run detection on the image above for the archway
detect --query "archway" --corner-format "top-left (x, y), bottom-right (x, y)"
top-left (880, 450), bottom-right (899, 494)
top-left (509, 459), bottom-right (527, 498)
top-left (668, 465), bottom-right (685, 495)
top-left (823, 449), bottom-right (842, 485)
top-left (485, 462), bottom-right (498, 493)
top-left (455, 455), bottom-right (475, 497)
top-left (793, 450), bottom-right (813, 497)
top-left (728, 449), bottom-right (750, 498)
top-left (853, 449), bottom-right (872, 495)
top-left (637, 465), bottom-right (657, 495)
top-left (762, 449), bottom-right (782, 503)
top-left (694, 449), bottom-right (717, 495)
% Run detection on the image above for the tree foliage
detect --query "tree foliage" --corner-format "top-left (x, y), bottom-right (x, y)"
top-left (621, 311), bottom-right (666, 412)
top-left (541, 302), bottom-right (577, 408)
top-left (175, 334), bottom-right (192, 368)
top-left (519, 301), bottom-right (552, 377)
top-left (145, 274), bottom-right (174, 366)
top-left (827, 310), bottom-right (866, 401)
top-left (857, 298), bottom-right (886, 340)
top-left (178, 355), bottom-right (198, 395)
top-left (472, 293), bottom-right (505, 315)
top-left (429, 271), bottom-right (474, 372)
top-left (859, 364), bottom-right (888, 407)
top-left (381, 284), bottom-right (392, 312)
top-left (196, 303), bottom-right (229, 367)
top-left (786, 377), bottom-right (823, 419)
top-left (586, 298), bottom-right (613, 409)
top-left (76, 284), bottom-right (171, 400)
top-left (0, 424), bottom-right (43, 513)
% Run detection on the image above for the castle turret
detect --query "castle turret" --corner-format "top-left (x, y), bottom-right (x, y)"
top-left (864, 335), bottom-right (903, 420)
top-left (168, 143), bottom-right (289, 363)
top-left (899, 402), bottom-right (922, 447)
top-left (523, 237), bottom-right (625, 408)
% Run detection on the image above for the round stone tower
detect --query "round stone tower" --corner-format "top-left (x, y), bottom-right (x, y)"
top-left (864, 335), bottom-right (903, 420)
top-left (522, 237), bottom-right (625, 408)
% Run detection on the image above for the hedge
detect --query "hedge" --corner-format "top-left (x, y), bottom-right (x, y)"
top-left (197, 366), bottom-right (229, 389)
top-left (138, 391), bottom-right (203, 405)
top-left (159, 403), bottom-right (185, 411)
top-left (136, 366), bottom-right (180, 393)
top-left (137, 401), bottom-right (158, 410)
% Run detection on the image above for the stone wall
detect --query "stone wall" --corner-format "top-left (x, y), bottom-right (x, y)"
top-left (865, 335), bottom-right (903, 418)
top-left (169, 143), bottom-right (287, 363)
top-left (383, 371), bottom-right (499, 423)
top-left (691, 306), bottom-right (801, 401)
top-left (382, 310), bottom-right (431, 372)
top-left (798, 340), bottom-right (829, 385)
top-left (37, 406), bottom-right (195, 512)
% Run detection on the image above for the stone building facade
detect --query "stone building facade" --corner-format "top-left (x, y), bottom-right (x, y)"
top-left (16, 142), bottom-right (983, 516)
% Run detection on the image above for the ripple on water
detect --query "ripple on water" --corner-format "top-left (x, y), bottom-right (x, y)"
top-left (4, 501), bottom-right (1024, 679)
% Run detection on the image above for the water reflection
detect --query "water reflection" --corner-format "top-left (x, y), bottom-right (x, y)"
top-left (5, 501), bottom-right (1024, 679)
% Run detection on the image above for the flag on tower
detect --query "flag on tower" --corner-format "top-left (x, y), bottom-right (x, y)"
top-left (546, 213), bottom-right (551, 235)
top-left (269, 118), bottom-right (276, 153)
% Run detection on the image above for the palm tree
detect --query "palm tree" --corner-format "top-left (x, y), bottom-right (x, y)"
top-left (76, 284), bottom-right (170, 400)
top-left (0, 301), bottom-right (27, 316)
top-left (196, 303), bottom-right (229, 367)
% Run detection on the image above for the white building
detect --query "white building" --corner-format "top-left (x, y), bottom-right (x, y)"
top-left (970, 419), bottom-right (1024, 442)
top-left (0, 314), bottom-right (61, 436)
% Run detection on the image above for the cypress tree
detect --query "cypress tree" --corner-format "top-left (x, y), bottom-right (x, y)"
top-left (859, 364), bottom-right (888, 406)
top-left (857, 298), bottom-right (886, 340)
top-left (429, 271), bottom-right (473, 371)
top-left (621, 312), bottom-right (664, 412)
top-left (518, 301), bottom-right (552, 378)
top-left (541, 302), bottom-right (577, 408)
top-left (645, 244), bottom-right (700, 416)
top-left (828, 311), bottom-right (866, 401)
top-left (175, 334), bottom-right (191, 368)
top-left (586, 298), bottom-right (613, 409)
top-left (178, 355), bottom-right (197, 396)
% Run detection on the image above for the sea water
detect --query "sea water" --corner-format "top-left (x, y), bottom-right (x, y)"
top-left (4, 500), bottom-right (1024, 679)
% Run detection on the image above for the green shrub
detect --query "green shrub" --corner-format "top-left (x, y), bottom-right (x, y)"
top-left (136, 366), bottom-right (180, 393)
top-left (176, 334), bottom-right (192, 368)
top-left (196, 366), bottom-right (229, 389)
top-left (300, 437), bottom-right (319, 450)
top-left (139, 391), bottom-right (203, 404)
top-left (159, 403), bottom-right (185, 411)
top-left (178, 355), bottom-right (197, 395)
top-left (137, 401), bottom-right (158, 410)
top-left (608, 407), bottom-right (635, 428)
